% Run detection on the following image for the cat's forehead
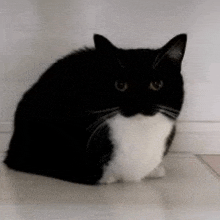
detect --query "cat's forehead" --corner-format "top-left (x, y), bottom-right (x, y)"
top-left (117, 49), bottom-right (158, 68)
top-left (115, 49), bottom-right (178, 84)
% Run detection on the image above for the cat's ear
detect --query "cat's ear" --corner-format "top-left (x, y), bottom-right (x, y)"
top-left (153, 34), bottom-right (187, 69)
top-left (94, 34), bottom-right (116, 52)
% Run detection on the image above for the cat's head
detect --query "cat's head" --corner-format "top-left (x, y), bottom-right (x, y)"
top-left (92, 34), bottom-right (187, 120)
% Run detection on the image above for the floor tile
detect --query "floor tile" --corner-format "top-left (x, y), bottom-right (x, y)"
top-left (0, 153), bottom-right (220, 220)
top-left (199, 155), bottom-right (220, 177)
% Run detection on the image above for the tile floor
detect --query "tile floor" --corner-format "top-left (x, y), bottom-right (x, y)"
top-left (0, 152), bottom-right (220, 220)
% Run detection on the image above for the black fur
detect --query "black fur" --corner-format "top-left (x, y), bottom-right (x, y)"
top-left (4, 34), bottom-right (187, 184)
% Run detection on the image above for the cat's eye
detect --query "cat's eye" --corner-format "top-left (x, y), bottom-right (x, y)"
top-left (115, 80), bottom-right (128, 92)
top-left (149, 80), bottom-right (164, 91)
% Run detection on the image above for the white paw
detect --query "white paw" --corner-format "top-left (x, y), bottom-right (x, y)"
top-left (147, 164), bottom-right (166, 178)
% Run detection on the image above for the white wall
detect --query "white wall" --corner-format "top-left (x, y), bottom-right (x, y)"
top-left (1, 0), bottom-right (220, 153)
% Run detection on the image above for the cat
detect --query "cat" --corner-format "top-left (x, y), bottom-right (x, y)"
top-left (4, 33), bottom-right (187, 185)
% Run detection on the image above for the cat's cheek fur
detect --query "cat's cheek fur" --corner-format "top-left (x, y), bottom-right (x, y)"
top-left (99, 113), bottom-right (174, 184)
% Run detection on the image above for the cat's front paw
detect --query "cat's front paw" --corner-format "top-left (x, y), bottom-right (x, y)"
top-left (147, 164), bottom-right (166, 178)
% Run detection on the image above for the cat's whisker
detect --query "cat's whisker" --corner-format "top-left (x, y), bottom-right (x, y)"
top-left (86, 110), bottom-right (119, 149)
top-left (86, 121), bottom-right (106, 150)
top-left (87, 107), bottom-right (120, 115)
top-left (152, 104), bottom-right (179, 119)
top-left (158, 109), bottom-right (178, 119)
top-left (156, 105), bottom-right (180, 114)
top-left (87, 110), bottom-right (118, 131)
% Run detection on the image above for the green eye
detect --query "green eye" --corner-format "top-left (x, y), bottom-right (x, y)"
top-left (115, 80), bottom-right (128, 92)
top-left (149, 80), bottom-right (164, 91)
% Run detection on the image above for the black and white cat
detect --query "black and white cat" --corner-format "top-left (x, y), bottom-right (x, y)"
top-left (4, 34), bottom-right (187, 184)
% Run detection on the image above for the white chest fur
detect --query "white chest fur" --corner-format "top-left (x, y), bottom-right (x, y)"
top-left (99, 113), bottom-right (174, 184)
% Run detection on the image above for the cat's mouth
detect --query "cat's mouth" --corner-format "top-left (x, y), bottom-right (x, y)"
top-left (87, 104), bottom-right (180, 120)
top-left (120, 107), bottom-right (157, 117)
top-left (120, 105), bottom-right (180, 119)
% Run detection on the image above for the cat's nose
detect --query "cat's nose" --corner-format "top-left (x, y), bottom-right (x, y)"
top-left (141, 109), bottom-right (157, 116)
top-left (120, 107), bottom-right (140, 117)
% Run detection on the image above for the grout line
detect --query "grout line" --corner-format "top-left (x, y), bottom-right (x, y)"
top-left (195, 154), bottom-right (220, 180)
top-left (179, 121), bottom-right (220, 123)
top-left (168, 151), bottom-right (195, 157)
top-left (197, 154), bottom-right (220, 156)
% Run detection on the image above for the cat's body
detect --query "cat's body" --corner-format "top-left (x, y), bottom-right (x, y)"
top-left (4, 34), bottom-right (187, 184)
